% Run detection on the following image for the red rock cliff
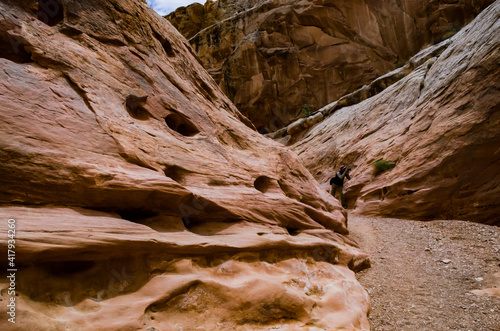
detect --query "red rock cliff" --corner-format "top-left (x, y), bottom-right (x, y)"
top-left (0, 0), bottom-right (369, 329)
top-left (167, 0), bottom-right (494, 131)
top-left (291, 1), bottom-right (500, 225)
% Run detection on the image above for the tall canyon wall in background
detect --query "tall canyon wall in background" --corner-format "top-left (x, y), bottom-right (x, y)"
top-left (167, 0), bottom-right (494, 131)
top-left (290, 1), bottom-right (500, 224)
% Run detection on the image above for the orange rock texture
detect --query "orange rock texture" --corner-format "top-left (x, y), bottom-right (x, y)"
top-left (167, 0), bottom-right (494, 131)
top-left (0, 0), bottom-right (369, 329)
top-left (291, 1), bottom-right (500, 225)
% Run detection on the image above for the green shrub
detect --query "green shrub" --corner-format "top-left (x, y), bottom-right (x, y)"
top-left (373, 159), bottom-right (395, 175)
top-left (302, 103), bottom-right (312, 117)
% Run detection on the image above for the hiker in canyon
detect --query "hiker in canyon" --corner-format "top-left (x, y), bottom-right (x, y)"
top-left (330, 165), bottom-right (351, 208)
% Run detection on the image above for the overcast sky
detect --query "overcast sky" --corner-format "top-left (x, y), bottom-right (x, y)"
top-left (146, 0), bottom-right (203, 15)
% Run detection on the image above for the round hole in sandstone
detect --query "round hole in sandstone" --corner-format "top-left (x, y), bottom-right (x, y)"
top-left (164, 165), bottom-right (188, 184)
top-left (165, 113), bottom-right (199, 137)
top-left (125, 95), bottom-right (151, 120)
top-left (254, 176), bottom-right (273, 193)
top-left (286, 227), bottom-right (300, 236)
top-left (37, 0), bottom-right (65, 26)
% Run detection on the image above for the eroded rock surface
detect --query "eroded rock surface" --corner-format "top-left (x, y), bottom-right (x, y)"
top-left (0, 0), bottom-right (369, 329)
top-left (292, 1), bottom-right (500, 224)
top-left (167, 0), bottom-right (494, 131)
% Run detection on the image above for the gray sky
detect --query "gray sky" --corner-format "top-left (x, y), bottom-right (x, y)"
top-left (146, 0), bottom-right (203, 15)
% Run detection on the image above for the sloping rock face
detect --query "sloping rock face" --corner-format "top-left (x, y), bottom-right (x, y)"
top-left (291, 1), bottom-right (500, 225)
top-left (167, 0), bottom-right (494, 131)
top-left (0, 0), bottom-right (369, 329)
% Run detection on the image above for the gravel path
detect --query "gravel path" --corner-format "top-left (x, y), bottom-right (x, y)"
top-left (348, 215), bottom-right (500, 331)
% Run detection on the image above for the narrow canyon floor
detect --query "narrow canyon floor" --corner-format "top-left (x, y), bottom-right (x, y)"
top-left (348, 215), bottom-right (500, 331)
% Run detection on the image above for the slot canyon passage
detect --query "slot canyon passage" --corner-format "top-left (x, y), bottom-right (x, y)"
top-left (0, 0), bottom-right (499, 330)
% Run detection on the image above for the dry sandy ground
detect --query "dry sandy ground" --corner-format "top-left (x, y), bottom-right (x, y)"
top-left (348, 215), bottom-right (500, 331)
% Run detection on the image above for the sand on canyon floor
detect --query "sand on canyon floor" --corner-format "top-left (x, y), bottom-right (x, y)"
top-left (349, 215), bottom-right (500, 331)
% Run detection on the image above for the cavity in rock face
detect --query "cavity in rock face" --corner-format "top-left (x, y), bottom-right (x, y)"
top-left (125, 95), bottom-right (151, 120)
top-left (37, 0), bottom-right (65, 26)
top-left (164, 112), bottom-right (199, 136)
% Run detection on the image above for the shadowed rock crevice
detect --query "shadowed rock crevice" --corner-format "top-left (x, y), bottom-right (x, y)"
top-left (254, 176), bottom-right (282, 194)
top-left (45, 260), bottom-right (96, 276)
top-left (163, 165), bottom-right (189, 184)
top-left (115, 209), bottom-right (158, 222)
top-left (125, 95), bottom-right (151, 120)
top-left (37, 0), bottom-right (65, 26)
top-left (151, 27), bottom-right (175, 57)
top-left (164, 112), bottom-right (200, 136)
top-left (0, 27), bottom-right (33, 63)
top-left (286, 227), bottom-right (300, 236)
top-left (198, 79), bottom-right (216, 101)
top-left (58, 23), bottom-right (83, 37)
top-left (118, 151), bottom-right (157, 171)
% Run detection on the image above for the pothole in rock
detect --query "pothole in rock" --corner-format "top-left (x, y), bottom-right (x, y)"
top-left (163, 165), bottom-right (189, 185)
top-left (286, 227), bottom-right (301, 236)
top-left (254, 176), bottom-right (286, 195)
top-left (125, 95), bottom-right (151, 120)
top-left (164, 113), bottom-right (199, 137)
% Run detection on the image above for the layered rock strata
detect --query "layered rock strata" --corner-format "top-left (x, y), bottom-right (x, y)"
top-left (291, 0), bottom-right (500, 224)
top-left (168, 0), bottom-right (494, 131)
top-left (0, 0), bottom-right (369, 329)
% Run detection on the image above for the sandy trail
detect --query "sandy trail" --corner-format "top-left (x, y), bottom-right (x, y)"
top-left (348, 215), bottom-right (500, 331)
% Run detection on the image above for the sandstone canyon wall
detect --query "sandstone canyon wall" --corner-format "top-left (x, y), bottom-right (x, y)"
top-left (291, 0), bottom-right (500, 225)
top-left (0, 0), bottom-right (371, 330)
top-left (167, 0), bottom-right (494, 131)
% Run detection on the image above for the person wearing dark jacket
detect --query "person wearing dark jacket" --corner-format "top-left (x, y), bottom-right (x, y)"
top-left (330, 165), bottom-right (351, 208)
